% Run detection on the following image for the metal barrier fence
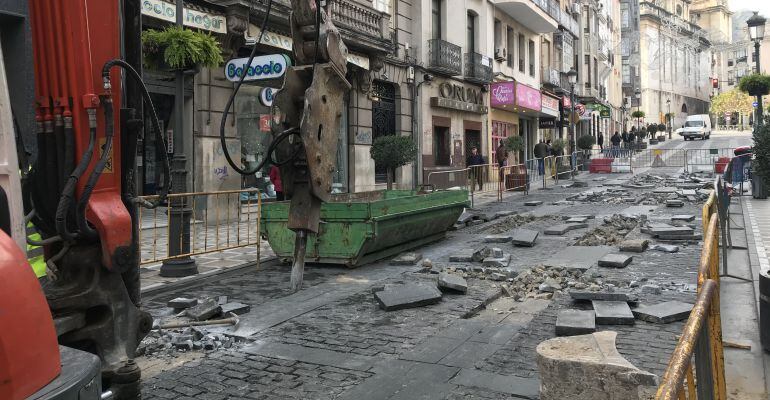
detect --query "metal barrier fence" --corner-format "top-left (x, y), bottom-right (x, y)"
top-left (686, 148), bottom-right (734, 173)
top-left (656, 187), bottom-right (727, 399)
top-left (633, 148), bottom-right (687, 169)
top-left (137, 189), bottom-right (262, 265)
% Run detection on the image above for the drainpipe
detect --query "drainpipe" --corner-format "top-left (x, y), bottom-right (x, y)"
top-left (412, 74), bottom-right (431, 188)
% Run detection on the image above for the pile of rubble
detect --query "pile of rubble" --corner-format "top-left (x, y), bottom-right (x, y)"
top-left (484, 214), bottom-right (557, 234)
top-left (574, 215), bottom-right (640, 246)
top-left (138, 327), bottom-right (237, 356)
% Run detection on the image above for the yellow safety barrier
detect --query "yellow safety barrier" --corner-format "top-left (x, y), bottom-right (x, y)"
top-left (656, 190), bottom-right (726, 399)
top-left (137, 189), bottom-right (262, 266)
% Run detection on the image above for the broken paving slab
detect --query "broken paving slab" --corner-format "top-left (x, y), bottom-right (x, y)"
top-left (544, 246), bottom-right (613, 271)
top-left (220, 302), bottom-right (251, 315)
top-left (511, 229), bottom-right (539, 247)
top-left (186, 298), bottom-right (222, 321)
top-left (569, 290), bottom-right (631, 302)
top-left (544, 223), bottom-right (588, 235)
top-left (438, 273), bottom-right (468, 294)
top-left (671, 214), bottom-right (695, 222)
top-left (555, 310), bottom-right (596, 336)
top-left (483, 235), bottom-right (513, 243)
top-left (482, 255), bottom-right (511, 268)
top-left (561, 215), bottom-right (594, 220)
top-left (566, 216), bottom-right (589, 224)
top-left (598, 254), bottom-right (633, 268)
top-left (167, 297), bottom-right (198, 309)
top-left (666, 199), bottom-right (684, 208)
top-left (390, 252), bottom-right (423, 266)
top-left (524, 200), bottom-right (543, 206)
top-left (632, 301), bottom-right (693, 324)
top-left (650, 244), bottom-right (679, 253)
top-left (449, 249), bottom-right (475, 262)
top-left (374, 284), bottom-right (443, 311)
top-left (592, 301), bottom-right (635, 325)
top-left (493, 210), bottom-right (516, 219)
top-left (621, 205), bottom-right (658, 217)
top-left (619, 239), bottom-right (649, 253)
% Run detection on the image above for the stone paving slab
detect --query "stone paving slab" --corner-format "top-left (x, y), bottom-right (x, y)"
top-left (671, 215), bottom-right (696, 222)
top-left (390, 252), bottom-right (422, 265)
top-left (555, 309), bottom-right (596, 336)
top-left (243, 340), bottom-right (377, 371)
top-left (524, 200), bottom-right (543, 206)
top-left (438, 273), bottom-right (468, 294)
top-left (632, 301), bottom-right (693, 323)
top-left (438, 341), bottom-right (501, 368)
top-left (619, 239), bottom-right (649, 253)
top-left (511, 229), bottom-right (539, 247)
top-left (730, 229), bottom-right (748, 249)
top-left (449, 369), bottom-right (539, 398)
top-left (374, 284), bottom-right (443, 311)
top-left (566, 216), bottom-right (589, 224)
top-left (338, 359), bottom-right (460, 400)
top-left (400, 336), bottom-right (464, 363)
top-left (469, 323), bottom-right (524, 345)
top-left (484, 235), bottom-right (513, 243)
top-left (449, 249), bottom-right (475, 262)
top-left (544, 223), bottom-right (588, 235)
top-left (570, 290), bottom-right (631, 302)
top-left (544, 246), bottom-right (613, 271)
top-left (621, 205), bottom-right (658, 217)
top-left (593, 300), bottom-right (635, 325)
top-left (598, 254), bottom-right (633, 268)
top-left (435, 319), bottom-right (490, 341)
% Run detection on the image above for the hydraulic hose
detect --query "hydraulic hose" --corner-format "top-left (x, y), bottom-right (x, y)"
top-left (99, 59), bottom-right (170, 210)
top-left (76, 97), bottom-right (114, 240)
top-left (218, 0), bottom-right (274, 176)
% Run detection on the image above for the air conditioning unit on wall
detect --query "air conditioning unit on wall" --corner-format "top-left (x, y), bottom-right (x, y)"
top-left (572, 3), bottom-right (581, 15)
top-left (494, 47), bottom-right (506, 61)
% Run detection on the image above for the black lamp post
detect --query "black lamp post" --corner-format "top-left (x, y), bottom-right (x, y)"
top-left (666, 98), bottom-right (672, 139)
top-left (567, 68), bottom-right (578, 142)
top-left (748, 11), bottom-right (766, 128)
top-left (635, 88), bottom-right (641, 133)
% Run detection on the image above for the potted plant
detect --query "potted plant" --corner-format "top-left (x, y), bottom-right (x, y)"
top-left (142, 26), bottom-right (224, 71)
top-left (576, 135), bottom-right (596, 171)
top-left (655, 123), bottom-right (666, 141)
top-left (502, 135), bottom-right (526, 191)
top-left (637, 126), bottom-right (648, 149)
top-left (753, 118), bottom-right (770, 199)
top-left (370, 135), bottom-right (418, 190)
top-left (738, 73), bottom-right (770, 97)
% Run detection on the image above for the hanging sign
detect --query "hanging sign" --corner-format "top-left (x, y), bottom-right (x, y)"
top-left (259, 87), bottom-right (278, 107)
top-left (141, 0), bottom-right (227, 33)
top-left (224, 54), bottom-right (291, 82)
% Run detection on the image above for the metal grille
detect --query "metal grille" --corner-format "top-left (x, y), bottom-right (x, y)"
top-left (372, 81), bottom-right (396, 182)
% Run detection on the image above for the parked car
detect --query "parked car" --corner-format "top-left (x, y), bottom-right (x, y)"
top-left (678, 114), bottom-right (712, 140)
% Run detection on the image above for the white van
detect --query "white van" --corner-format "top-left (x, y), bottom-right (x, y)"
top-left (679, 114), bottom-right (712, 140)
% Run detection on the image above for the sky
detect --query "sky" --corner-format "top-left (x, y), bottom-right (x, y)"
top-left (729, 0), bottom-right (770, 15)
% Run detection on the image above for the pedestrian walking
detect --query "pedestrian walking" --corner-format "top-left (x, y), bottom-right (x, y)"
top-left (610, 131), bottom-right (622, 158)
top-left (466, 146), bottom-right (485, 192)
top-left (534, 140), bottom-right (548, 176)
top-left (597, 132), bottom-right (604, 151)
top-left (496, 142), bottom-right (508, 195)
top-left (269, 164), bottom-right (284, 200)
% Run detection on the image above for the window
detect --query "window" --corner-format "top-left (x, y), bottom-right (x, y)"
top-left (676, 4), bottom-right (682, 16)
top-left (728, 70), bottom-right (735, 86)
top-left (518, 34), bottom-right (526, 72)
top-left (491, 121), bottom-right (515, 163)
top-left (434, 126), bottom-right (451, 166)
top-left (494, 19), bottom-right (502, 50)
top-left (467, 12), bottom-right (476, 54)
top-left (529, 39), bottom-right (535, 76)
top-left (431, 0), bottom-right (442, 40)
top-left (621, 38), bottom-right (630, 57)
top-left (621, 3), bottom-right (629, 29)
top-left (371, 81), bottom-right (396, 182)
top-left (622, 63), bottom-right (631, 84)
top-left (584, 8), bottom-right (590, 33)
top-left (373, 0), bottom-right (392, 14)
top-left (593, 57), bottom-right (598, 89)
top-left (507, 27), bottom-right (515, 67)
top-left (585, 54), bottom-right (591, 87)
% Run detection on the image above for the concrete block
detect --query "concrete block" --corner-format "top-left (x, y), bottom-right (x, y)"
top-left (449, 249), bottom-right (475, 262)
top-left (511, 229), bottom-right (539, 247)
top-left (483, 235), bottom-right (512, 243)
top-left (619, 239), bottom-right (649, 253)
top-left (592, 301), bottom-right (635, 325)
top-left (598, 254), bottom-right (633, 268)
top-left (186, 298), bottom-right (222, 321)
top-left (524, 200), bottom-right (543, 206)
top-left (438, 273), bottom-right (468, 294)
top-left (168, 297), bottom-right (198, 309)
top-left (632, 301), bottom-right (693, 323)
top-left (220, 302), bottom-right (251, 315)
top-left (374, 284), bottom-right (443, 311)
top-left (555, 310), bottom-right (596, 336)
top-left (390, 252), bottom-right (423, 265)
top-left (545, 223), bottom-right (588, 235)
top-left (569, 291), bottom-right (630, 302)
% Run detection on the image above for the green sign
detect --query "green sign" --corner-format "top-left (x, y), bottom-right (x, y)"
top-left (586, 103), bottom-right (611, 119)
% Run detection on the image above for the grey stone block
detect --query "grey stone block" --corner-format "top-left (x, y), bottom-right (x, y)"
top-left (482, 256), bottom-right (510, 268)
top-left (438, 273), bottom-right (468, 294)
top-left (632, 301), bottom-right (693, 323)
top-left (618, 239), bottom-right (649, 253)
top-left (562, 214), bottom-right (594, 220)
top-left (511, 229), bottom-right (539, 247)
top-left (186, 298), bottom-right (222, 321)
top-left (566, 216), bottom-right (589, 224)
top-left (524, 200), bottom-right (543, 206)
top-left (449, 249), bottom-right (475, 262)
top-left (640, 284), bottom-right (662, 295)
top-left (569, 290), bottom-right (630, 302)
top-left (220, 302), bottom-right (251, 315)
top-left (374, 284), bottom-right (443, 311)
top-left (671, 214), bottom-right (695, 222)
top-left (592, 301), bottom-right (635, 325)
top-left (653, 187), bottom-right (678, 194)
top-left (650, 244), bottom-right (680, 253)
top-left (666, 199), bottom-right (684, 208)
top-left (545, 223), bottom-right (588, 235)
top-left (556, 310), bottom-right (596, 336)
top-left (598, 254), bottom-right (633, 268)
top-left (167, 297), bottom-right (198, 309)
top-left (390, 252), bottom-right (423, 265)
top-left (483, 235), bottom-right (512, 243)
top-left (491, 247), bottom-right (504, 258)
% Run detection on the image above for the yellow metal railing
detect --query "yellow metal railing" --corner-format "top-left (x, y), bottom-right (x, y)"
top-left (656, 189), bottom-right (726, 399)
top-left (137, 188), bottom-right (262, 265)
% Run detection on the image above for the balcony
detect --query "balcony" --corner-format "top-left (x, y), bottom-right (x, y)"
top-left (558, 10), bottom-right (580, 37)
top-left (465, 52), bottom-right (493, 84)
top-left (639, 2), bottom-right (710, 46)
top-left (541, 66), bottom-right (564, 89)
top-left (494, 0), bottom-right (558, 33)
top-left (428, 39), bottom-right (462, 76)
top-left (737, 56), bottom-right (748, 64)
top-left (328, 0), bottom-right (393, 54)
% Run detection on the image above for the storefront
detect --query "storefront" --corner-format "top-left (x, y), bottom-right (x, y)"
top-left (489, 81), bottom-right (519, 164)
top-left (514, 83), bottom-right (541, 161)
top-left (538, 93), bottom-right (560, 143)
top-left (422, 79), bottom-right (488, 181)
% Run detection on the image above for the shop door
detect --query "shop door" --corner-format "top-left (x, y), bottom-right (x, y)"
top-left (464, 130), bottom-right (481, 163)
top-left (372, 81), bottom-right (396, 183)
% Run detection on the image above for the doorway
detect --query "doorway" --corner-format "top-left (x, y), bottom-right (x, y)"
top-left (464, 129), bottom-right (481, 163)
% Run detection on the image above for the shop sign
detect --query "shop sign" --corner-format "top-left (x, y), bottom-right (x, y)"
top-left (490, 82), bottom-right (515, 108)
top-left (586, 103), bottom-right (611, 119)
top-left (259, 115), bottom-right (271, 132)
top-left (224, 54), bottom-right (291, 82)
top-left (515, 83), bottom-right (541, 111)
top-left (259, 87), bottom-right (278, 107)
top-left (430, 82), bottom-right (488, 114)
top-left (539, 118), bottom-right (556, 129)
top-left (562, 96), bottom-right (571, 108)
top-left (142, 0), bottom-right (227, 34)
top-left (541, 95), bottom-right (559, 117)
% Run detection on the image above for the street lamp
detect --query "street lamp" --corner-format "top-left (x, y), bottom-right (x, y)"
top-left (748, 11), bottom-right (766, 128)
top-left (635, 88), bottom-right (641, 133)
top-left (567, 68), bottom-right (578, 142)
top-left (666, 98), bottom-right (672, 139)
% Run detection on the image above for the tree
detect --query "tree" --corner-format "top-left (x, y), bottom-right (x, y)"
top-left (370, 135), bottom-right (418, 190)
top-left (631, 110), bottom-right (645, 119)
top-left (577, 135), bottom-right (595, 151)
top-left (710, 89), bottom-right (754, 117)
top-left (502, 135), bottom-right (524, 164)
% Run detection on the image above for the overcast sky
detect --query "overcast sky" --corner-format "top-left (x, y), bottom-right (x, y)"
top-left (729, 0), bottom-right (770, 15)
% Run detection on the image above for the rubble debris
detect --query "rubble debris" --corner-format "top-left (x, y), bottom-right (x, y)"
top-left (493, 210), bottom-right (516, 219)
top-left (220, 302), bottom-right (251, 315)
top-left (640, 284), bottom-right (662, 295)
top-left (421, 258), bottom-right (433, 269)
top-left (562, 215), bottom-right (594, 221)
top-left (538, 277), bottom-right (562, 293)
top-left (483, 214), bottom-right (558, 235)
top-left (598, 254), bottom-right (633, 268)
top-left (671, 214), bottom-right (695, 222)
top-left (498, 266), bottom-right (591, 302)
top-left (167, 297), bottom-right (198, 309)
top-left (592, 301), bottom-right (635, 325)
top-left (484, 235), bottom-right (513, 243)
top-left (449, 249), bottom-right (475, 262)
top-left (483, 256), bottom-right (510, 268)
top-left (570, 291), bottom-right (631, 302)
top-left (619, 239), bottom-right (649, 253)
top-left (524, 200), bottom-right (543, 206)
top-left (186, 298), bottom-right (222, 321)
top-left (438, 273), bottom-right (468, 294)
top-left (574, 215), bottom-right (638, 246)
top-left (632, 301), bottom-right (693, 323)
top-left (555, 310), bottom-right (596, 336)
top-left (390, 252), bottom-right (423, 265)
top-left (650, 244), bottom-right (680, 253)
top-left (374, 283), bottom-right (443, 311)
top-left (545, 223), bottom-right (588, 235)
top-left (511, 229), bottom-right (539, 247)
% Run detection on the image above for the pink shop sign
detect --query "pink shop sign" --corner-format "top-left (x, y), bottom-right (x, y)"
top-left (515, 83), bottom-right (542, 111)
top-left (490, 82), bottom-right (515, 107)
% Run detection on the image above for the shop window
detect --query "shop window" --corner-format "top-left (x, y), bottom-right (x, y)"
top-left (372, 80), bottom-right (397, 183)
top-left (434, 126), bottom-right (451, 166)
top-left (491, 121), bottom-right (515, 163)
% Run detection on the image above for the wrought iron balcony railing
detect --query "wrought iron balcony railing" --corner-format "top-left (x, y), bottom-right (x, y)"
top-left (428, 38), bottom-right (462, 76)
top-left (465, 52), bottom-right (493, 83)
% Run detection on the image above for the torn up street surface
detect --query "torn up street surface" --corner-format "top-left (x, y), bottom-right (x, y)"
top-left (138, 171), bottom-right (729, 399)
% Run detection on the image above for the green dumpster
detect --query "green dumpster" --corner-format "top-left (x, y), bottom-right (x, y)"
top-left (260, 189), bottom-right (469, 267)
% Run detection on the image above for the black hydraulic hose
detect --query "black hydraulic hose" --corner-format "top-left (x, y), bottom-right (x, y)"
top-left (63, 115), bottom-right (75, 198)
top-left (219, 0), bottom-right (274, 176)
top-left (100, 58), bottom-right (170, 210)
top-left (54, 115), bottom-right (65, 195)
top-left (55, 112), bottom-right (97, 241)
top-left (43, 117), bottom-right (59, 210)
top-left (76, 98), bottom-right (114, 240)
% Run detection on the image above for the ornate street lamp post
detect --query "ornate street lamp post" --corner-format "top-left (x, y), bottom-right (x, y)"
top-left (666, 98), bottom-right (672, 139)
top-left (567, 68), bottom-right (578, 141)
top-left (635, 88), bottom-right (641, 133)
top-left (748, 11), bottom-right (766, 128)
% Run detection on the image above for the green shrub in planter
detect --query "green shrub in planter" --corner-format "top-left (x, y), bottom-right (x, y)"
top-left (631, 110), bottom-right (645, 119)
top-left (370, 135), bottom-right (418, 190)
top-left (754, 118), bottom-right (770, 186)
top-left (577, 135), bottom-right (596, 151)
top-left (143, 26), bottom-right (224, 70)
top-left (739, 73), bottom-right (770, 96)
top-left (551, 139), bottom-right (566, 157)
top-left (503, 135), bottom-right (525, 153)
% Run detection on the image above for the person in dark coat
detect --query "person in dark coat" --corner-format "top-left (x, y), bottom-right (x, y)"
top-left (597, 132), bottom-right (604, 151)
top-left (466, 146), bottom-right (485, 192)
top-left (610, 132), bottom-right (622, 157)
top-left (533, 140), bottom-right (548, 175)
